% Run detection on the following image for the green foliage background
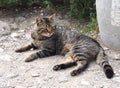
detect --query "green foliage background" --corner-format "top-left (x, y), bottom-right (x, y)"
top-left (43, 0), bottom-right (96, 20)
top-left (0, 0), bottom-right (96, 20)
top-left (0, 0), bottom-right (97, 33)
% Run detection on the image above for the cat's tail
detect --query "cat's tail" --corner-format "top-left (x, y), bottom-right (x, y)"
top-left (96, 47), bottom-right (114, 79)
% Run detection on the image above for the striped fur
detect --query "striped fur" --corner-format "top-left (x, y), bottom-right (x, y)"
top-left (15, 14), bottom-right (114, 79)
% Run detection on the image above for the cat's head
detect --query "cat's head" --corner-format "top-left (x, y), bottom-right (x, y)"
top-left (31, 14), bottom-right (56, 40)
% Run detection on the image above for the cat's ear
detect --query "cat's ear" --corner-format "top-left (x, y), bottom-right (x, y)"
top-left (48, 14), bottom-right (56, 22)
top-left (35, 16), bottom-right (42, 26)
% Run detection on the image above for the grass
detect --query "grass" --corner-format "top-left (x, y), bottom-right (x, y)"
top-left (80, 17), bottom-right (99, 34)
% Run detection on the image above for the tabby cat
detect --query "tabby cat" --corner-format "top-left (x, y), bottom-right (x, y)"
top-left (15, 14), bottom-right (114, 79)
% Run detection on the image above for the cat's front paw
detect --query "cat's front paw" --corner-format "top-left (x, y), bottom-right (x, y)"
top-left (15, 48), bottom-right (25, 52)
top-left (53, 65), bottom-right (63, 71)
top-left (70, 70), bottom-right (79, 76)
top-left (25, 57), bottom-right (34, 62)
top-left (15, 49), bottom-right (22, 52)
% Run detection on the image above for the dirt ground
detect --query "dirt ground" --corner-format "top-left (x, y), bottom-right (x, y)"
top-left (0, 7), bottom-right (120, 88)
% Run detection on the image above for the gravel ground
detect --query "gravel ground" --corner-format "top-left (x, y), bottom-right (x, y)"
top-left (0, 7), bottom-right (120, 88)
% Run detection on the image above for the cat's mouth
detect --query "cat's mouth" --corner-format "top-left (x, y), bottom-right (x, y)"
top-left (41, 32), bottom-right (53, 37)
top-left (38, 32), bottom-right (54, 40)
top-left (31, 30), bottom-right (54, 40)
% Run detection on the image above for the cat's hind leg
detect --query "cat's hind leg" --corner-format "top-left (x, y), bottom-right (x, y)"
top-left (70, 56), bottom-right (89, 76)
top-left (53, 54), bottom-right (77, 71)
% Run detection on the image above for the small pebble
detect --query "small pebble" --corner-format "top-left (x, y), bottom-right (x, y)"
top-left (41, 10), bottom-right (43, 12)
top-left (58, 76), bottom-right (68, 83)
top-left (11, 33), bottom-right (21, 38)
top-left (32, 74), bottom-right (40, 77)
top-left (6, 73), bottom-right (19, 79)
top-left (18, 30), bottom-right (25, 33)
top-left (48, 75), bottom-right (54, 79)
top-left (40, 13), bottom-right (44, 16)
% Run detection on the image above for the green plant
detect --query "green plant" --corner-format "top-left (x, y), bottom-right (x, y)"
top-left (0, 0), bottom-right (18, 7)
top-left (43, 0), bottom-right (54, 9)
top-left (69, 0), bottom-right (96, 20)
top-left (18, 0), bottom-right (33, 6)
top-left (42, 0), bottom-right (96, 20)
top-left (0, 0), bottom-right (96, 22)
top-left (0, 0), bottom-right (41, 8)
top-left (80, 17), bottom-right (99, 34)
